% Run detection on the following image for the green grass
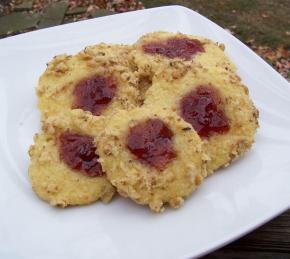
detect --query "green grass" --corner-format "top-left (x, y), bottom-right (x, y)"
top-left (142, 0), bottom-right (290, 48)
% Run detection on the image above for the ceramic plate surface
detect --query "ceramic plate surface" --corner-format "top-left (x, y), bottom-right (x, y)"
top-left (0, 6), bottom-right (290, 259)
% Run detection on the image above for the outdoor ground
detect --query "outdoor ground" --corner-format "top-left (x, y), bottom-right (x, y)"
top-left (0, 0), bottom-right (289, 80)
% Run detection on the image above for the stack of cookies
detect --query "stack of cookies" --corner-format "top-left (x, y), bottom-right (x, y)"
top-left (28, 32), bottom-right (259, 213)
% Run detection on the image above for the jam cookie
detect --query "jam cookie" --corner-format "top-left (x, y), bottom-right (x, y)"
top-left (28, 112), bottom-right (115, 207)
top-left (37, 44), bottom-right (139, 120)
top-left (144, 67), bottom-right (259, 175)
top-left (97, 107), bottom-right (205, 213)
top-left (130, 31), bottom-right (236, 89)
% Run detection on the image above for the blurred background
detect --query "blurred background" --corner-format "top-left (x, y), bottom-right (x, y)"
top-left (0, 0), bottom-right (289, 80)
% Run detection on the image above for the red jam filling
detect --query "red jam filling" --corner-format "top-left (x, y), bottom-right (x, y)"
top-left (58, 132), bottom-right (104, 177)
top-left (180, 86), bottom-right (229, 138)
top-left (73, 75), bottom-right (117, 116)
top-left (142, 37), bottom-right (204, 60)
top-left (127, 119), bottom-right (177, 171)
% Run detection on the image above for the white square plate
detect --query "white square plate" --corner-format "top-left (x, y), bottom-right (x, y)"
top-left (0, 5), bottom-right (290, 259)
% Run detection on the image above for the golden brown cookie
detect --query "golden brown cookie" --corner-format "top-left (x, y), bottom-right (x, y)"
top-left (37, 43), bottom-right (139, 120)
top-left (28, 111), bottom-right (115, 207)
top-left (130, 31), bottom-right (236, 99)
top-left (29, 31), bottom-right (259, 212)
top-left (143, 67), bottom-right (259, 175)
top-left (97, 107), bottom-right (205, 212)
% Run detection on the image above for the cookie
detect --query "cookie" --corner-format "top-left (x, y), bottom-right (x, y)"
top-left (130, 31), bottom-right (236, 99)
top-left (28, 111), bottom-right (115, 207)
top-left (144, 66), bottom-right (259, 175)
top-left (37, 43), bottom-right (139, 121)
top-left (97, 107), bottom-right (205, 212)
top-left (29, 31), bottom-right (259, 212)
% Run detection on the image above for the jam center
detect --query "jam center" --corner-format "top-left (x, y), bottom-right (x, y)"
top-left (73, 75), bottom-right (117, 116)
top-left (127, 118), bottom-right (177, 171)
top-left (180, 86), bottom-right (229, 138)
top-left (143, 37), bottom-right (204, 60)
top-left (58, 132), bottom-right (104, 177)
